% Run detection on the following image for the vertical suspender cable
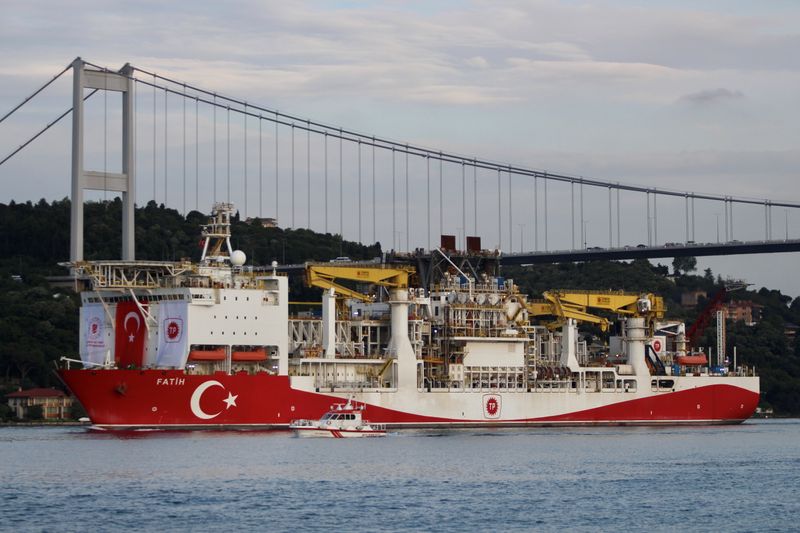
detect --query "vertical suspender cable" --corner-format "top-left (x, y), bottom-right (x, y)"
top-left (324, 132), bottom-right (328, 233)
top-left (195, 97), bottom-right (199, 212)
top-left (534, 176), bottom-right (538, 252)
top-left (497, 168), bottom-right (501, 250)
top-left (339, 129), bottom-right (343, 238)
top-left (730, 198), bottom-right (734, 240)
top-left (544, 174), bottom-right (548, 251)
top-left (182, 85), bottom-right (186, 214)
top-left (426, 156), bottom-right (431, 250)
top-left (508, 166), bottom-right (512, 252)
top-left (153, 73), bottom-right (157, 203)
top-left (244, 104), bottom-right (248, 218)
top-left (646, 191), bottom-right (650, 245)
top-left (608, 187), bottom-right (612, 247)
top-left (685, 194), bottom-right (689, 243)
top-left (616, 186), bottom-right (621, 247)
top-left (392, 147), bottom-right (396, 250)
top-left (372, 137), bottom-right (376, 244)
top-left (461, 162), bottom-right (465, 249)
top-left (653, 191), bottom-right (659, 245)
top-left (258, 116), bottom-right (262, 218)
top-left (691, 196), bottom-right (695, 242)
top-left (405, 148), bottom-right (409, 251)
top-left (164, 87), bottom-right (168, 206)
top-left (134, 79), bottom-right (138, 205)
top-left (103, 71), bottom-right (107, 202)
top-left (580, 181), bottom-right (584, 248)
top-left (570, 181), bottom-right (575, 250)
top-left (274, 112), bottom-right (279, 223)
top-left (473, 159), bottom-right (477, 236)
top-left (439, 156), bottom-right (443, 243)
top-left (307, 120), bottom-right (311, 229)
top-left (358, 140), bottom-right (362, 243)
top-left (291, 123), bottom-right (295, 227)
top-left (213, 95), bottom-right (217, 203)
top-left (226, 106), bottom-right (230, 204)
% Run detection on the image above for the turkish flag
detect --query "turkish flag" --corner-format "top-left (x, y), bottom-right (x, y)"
top-left (115, 300), bottom-right (148, 368)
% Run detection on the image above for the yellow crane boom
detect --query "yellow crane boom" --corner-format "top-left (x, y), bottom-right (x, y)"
top-left (305, 263), bottom-right (415, 303)
top-left (526, 290), bottom-right (665, 331)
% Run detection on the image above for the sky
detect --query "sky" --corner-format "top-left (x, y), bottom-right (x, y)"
top-left (0, 0), bottom-right (798, 297)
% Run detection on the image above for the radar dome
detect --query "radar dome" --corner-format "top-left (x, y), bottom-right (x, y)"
top-left (230, 250), bottom-right (247, 266)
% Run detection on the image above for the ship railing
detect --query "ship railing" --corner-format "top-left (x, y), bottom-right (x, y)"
top-left (59, 356), bottom-right (112, 370)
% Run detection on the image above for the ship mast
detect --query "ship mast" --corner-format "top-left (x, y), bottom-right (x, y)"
top-left (200, 203), bottom-right (236, 265)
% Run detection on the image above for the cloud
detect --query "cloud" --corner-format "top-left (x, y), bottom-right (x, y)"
top-left (678, 88), bottom-right (745, 105)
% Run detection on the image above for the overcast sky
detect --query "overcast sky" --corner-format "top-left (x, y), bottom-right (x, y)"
top-left (1, 1), bottom-right (798, 296)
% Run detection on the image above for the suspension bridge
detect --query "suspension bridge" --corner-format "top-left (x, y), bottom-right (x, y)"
top-left (1, 58), bottom-right (799, 265)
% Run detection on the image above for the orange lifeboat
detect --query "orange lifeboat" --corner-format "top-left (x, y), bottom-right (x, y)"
top-left (675, 354), bottom-right (708, 366)
top-left (188, 348), bottom-right (226, 361)
top-left (232, 348), bottom-right (267, 361)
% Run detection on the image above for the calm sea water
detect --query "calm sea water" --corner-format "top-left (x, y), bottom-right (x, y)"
top-left (1, 420), bottom-right (798, 532)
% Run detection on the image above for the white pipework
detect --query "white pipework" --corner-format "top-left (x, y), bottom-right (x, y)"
top-left (625, 317), bottom-right (649, 377)
top-left (559, 319), bottom-right (580, 370)
top-left (322, 288), bottom-right (336, 358)
top-left (387, 289), bottom-right (417, 389)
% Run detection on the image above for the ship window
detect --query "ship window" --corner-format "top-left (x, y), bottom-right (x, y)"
top-left (623, 379), bottom-right (637, 392)
top-left (247, 297), bottom-right (250, 301)
top-left (235, 297), bottom-right (238, 301)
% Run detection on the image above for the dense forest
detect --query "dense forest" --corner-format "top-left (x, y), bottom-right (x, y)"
top-left (1, 199), bottom-right (799, 416)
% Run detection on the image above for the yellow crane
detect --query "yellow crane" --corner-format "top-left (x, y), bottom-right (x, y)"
top-left (526, 290), bottom-right (664, 332)
top-left (305, 263), bottom-right (415, 303)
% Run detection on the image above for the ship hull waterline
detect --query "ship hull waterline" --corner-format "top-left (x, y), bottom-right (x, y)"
top-left (59, 369), bottom-right (760, 430)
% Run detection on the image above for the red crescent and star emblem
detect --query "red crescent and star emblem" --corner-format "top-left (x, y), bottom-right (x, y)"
top-left (190, 381), bottom-right (239, 420)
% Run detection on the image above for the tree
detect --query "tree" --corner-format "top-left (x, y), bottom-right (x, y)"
top-left (672, 256), bottom-right (697, 275)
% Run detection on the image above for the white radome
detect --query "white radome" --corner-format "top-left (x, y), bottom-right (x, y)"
top-left (230, 250), bottom-right (247, 266)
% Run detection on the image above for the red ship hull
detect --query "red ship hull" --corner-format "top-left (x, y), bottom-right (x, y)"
top-left (60, 369), bottom-right (759, 429)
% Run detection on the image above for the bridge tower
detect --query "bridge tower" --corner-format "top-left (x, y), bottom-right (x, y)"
top-left (70, 57), bottom-right (136, 262)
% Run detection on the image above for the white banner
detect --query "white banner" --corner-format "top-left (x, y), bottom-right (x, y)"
top-left (156, 301), bottom-right (189, 368)
top-left (81, 304), bottom-right (108, 365)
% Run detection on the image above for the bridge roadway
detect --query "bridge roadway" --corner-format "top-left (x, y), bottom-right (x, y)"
top-left (499, 238), bottom-right (800, 265)
top-left (272, 239), bottom-right (800, 275)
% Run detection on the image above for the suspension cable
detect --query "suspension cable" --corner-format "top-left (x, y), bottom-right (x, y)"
top-left (0, 63), bottom-right (71, 125)
top-left (0, 90), bottom-right (98, 168)
top-left (124, 64), bottom-right (800, 208)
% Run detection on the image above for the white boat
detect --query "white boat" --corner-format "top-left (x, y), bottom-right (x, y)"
top-left (290, 401), bottom-right (386, 438)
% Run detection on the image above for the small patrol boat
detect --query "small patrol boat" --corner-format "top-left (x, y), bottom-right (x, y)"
top-left (290, 401), bottom-right (386, 438)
